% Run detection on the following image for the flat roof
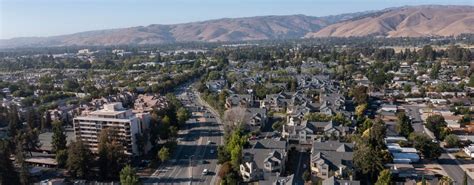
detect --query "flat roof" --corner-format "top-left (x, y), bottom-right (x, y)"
top-left (74, 116), bottom-right (137, 122)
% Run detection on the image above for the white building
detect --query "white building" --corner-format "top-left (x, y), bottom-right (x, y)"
top-left (73, 102), bottom-right (150, 156)
top-left (464, 145), bottom-right (474, 158)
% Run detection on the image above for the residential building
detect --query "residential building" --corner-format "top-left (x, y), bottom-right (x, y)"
top-left (73, 102), bottom-right (150, 156)
top-left (310, 141), bottom-right (354, 180)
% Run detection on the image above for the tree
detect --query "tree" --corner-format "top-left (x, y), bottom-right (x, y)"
top-left (426, 115), bottom-right (447, 140)
top-left (396, 113), bottom-right (413, 137)
top-left (272, 121), bottom-right (283, 132)
top-left (368, 119), bottom-right (386, 150)
top-left (409, 133), bottom-right (442, 160)
top-left (469, 74), bottom-right (474, 87)
top-left (8, 105), bottom-right (21, 138)
top-left (352, 86), bottom-right (368, 105)
top-left (176, 107), bottom-right (190, 126)
top-left (0, 141), bottom-right (20, 185)
top-left (41, 111), bottom-right (52, 130)
top-left (67, 141), bottom-right (93, 179)
top-left (438, 176), bottom-right (453, 185)
top-left (332, 113), bottom-right (351, 126)
top-left (217, 145), bottom-right (231, 164)
top-left (51, 120), bottom-right (67, 153)
top-left (120, 165), bottom-right (141, 185)
top-left (158, 147), bottom-right (170, 162)
top-left (305, 112), bottom-right (332, 122)
top-left (303, 170), bottom-right (311, 182)
top-left (353, 142), bottom-right (384, 181)
top-left (462, 171), bottom-right (468, 185)
top-left (98, 129), bottom-right (125, 180)
top-left (218, 162), bottom-right (232, 178)
top-left (56, 149), bottom-right (68, 168)
top-left (355, 104), bottom-right (367, 117)
top-left (16, 141), bottom-right (29, 185)
top-left (430, 63), bottom-right (441, 79)
top-left (444, 134), bottom-right (460, 148)
top-left (375, 169), bottom-right (391, 185)
top-left (19, 127), bottom-right (41, 157)
top-left (421, 175), bottom-right (427, 185)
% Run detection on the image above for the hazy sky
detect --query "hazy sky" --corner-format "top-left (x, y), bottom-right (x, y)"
top-left (1, 0), bottom-right (472, 39)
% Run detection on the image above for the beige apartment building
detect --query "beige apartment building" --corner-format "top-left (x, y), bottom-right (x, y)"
top-left (73, 102), bottom-right (150, 156)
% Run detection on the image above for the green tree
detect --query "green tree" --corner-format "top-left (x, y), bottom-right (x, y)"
top-left (51, 120), bottom-right (67, 153)
top-left (351, 86), bottom-right (368, 105)
top-left (305, 112), bottom-right (332, 122)
top-left (396, 113), bottom-right (413, 137)
top-left (272, 121), bottom-right (283, 132)
top-left (56, 149), bottom-right (68, 168)
top-left (158, 147), bottom-right (170, 162)
top-left (303, 170), bottom-right (311, 182)
top-left (426, 115), bottom-right (447, 140)
top-left (176, 107), bottom-right (190, 126)
top-left (409, 133), bottom-right (442, 160)
top-left (67, 140), bottom-right (93, 179)
top-left (355, 104), bottom-right (367, 118)
top-left (217, 145), bottom-right (231, 164)
top-left (332, 113), bottom-right (351, 126)
top-left (41, 111), bottom-right (52, 130)
top-left (97, 129), bottom-right (125, 180)
top-left (462, 171), bottom-right (468, 185)
top-left (353, 142), bottom-right (384, 181)
top-left (444, 134), bottom-right (460, 148)
top-left (430, 62), bottom-right (441, 79)
top-left (120, 165), bottom-right (141, 185)
top-left (8, 105), bottom-right (21, 138)
top-left (16, 141), bottom-right (29, 185)
top-left (375, 169), bottom-right (391, 185)
top-left (439, 176), bottom-right (453, 185)
top-left (368, 119), bottom-right (386, 150)
top-left (421, 175), bottom-right (426, 185)
top-left (468, 74), bottom-right (474, 87)
top-left (0, 141), bottom-right (20, 185)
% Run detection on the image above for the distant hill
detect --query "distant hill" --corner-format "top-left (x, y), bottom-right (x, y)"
top-left (305, 5), bottom-right (474, 38)
top-left (1, 5), bottom-right (473, 48)
top-left (0, 15), bottom-right (336, 48)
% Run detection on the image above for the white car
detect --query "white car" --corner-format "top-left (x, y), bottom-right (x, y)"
top-left (202, 169), bottom-right (209, 175)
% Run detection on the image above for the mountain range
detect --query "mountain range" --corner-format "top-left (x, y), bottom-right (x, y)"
top-left (1, 5), bottom-right (473, 48)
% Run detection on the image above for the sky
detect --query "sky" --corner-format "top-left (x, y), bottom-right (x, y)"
top-left (0, 0), bottom-right (473, 39)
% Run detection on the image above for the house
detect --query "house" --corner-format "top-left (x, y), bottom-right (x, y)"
top-left (225, 94), bottom-right (254, 109)
top-left (386, 139), bottom-right (420, 164)
top-left (310, 141), bottom-right (354, 180)
top-left (240, 139), bottom-right (288, 183)
top-left (246, 108), bottom-right (268, 130)
top-left (380, 104), bottom-right (398, 112)
top-left (205, 80), bottom-right (226, 92)
top-left (322, 176), bottom-right (360, 185)
top-left (283, 120), bottom-right (350, 144)
top-left (273, 174), bottom-right (295, 185)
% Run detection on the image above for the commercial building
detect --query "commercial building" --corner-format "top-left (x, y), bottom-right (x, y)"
top-left (73, 102), bottom-right (150, 156)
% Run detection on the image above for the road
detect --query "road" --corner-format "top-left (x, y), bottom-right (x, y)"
top-left (144, 87), bottom-right (224, 185)
top-left (404, 104), bottom-right (474, 184)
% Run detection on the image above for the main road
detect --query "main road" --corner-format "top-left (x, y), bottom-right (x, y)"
top-left (405, 104), bottom-right (473, 184)
top-left (144, 86), bottom-right (224, 185)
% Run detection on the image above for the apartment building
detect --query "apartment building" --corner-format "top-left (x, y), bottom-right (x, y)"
top-left (73, 102), bottom-right (150, 156)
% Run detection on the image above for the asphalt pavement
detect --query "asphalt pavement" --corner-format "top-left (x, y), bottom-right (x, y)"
top-left (144, 87), bottom-right (224, 185)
